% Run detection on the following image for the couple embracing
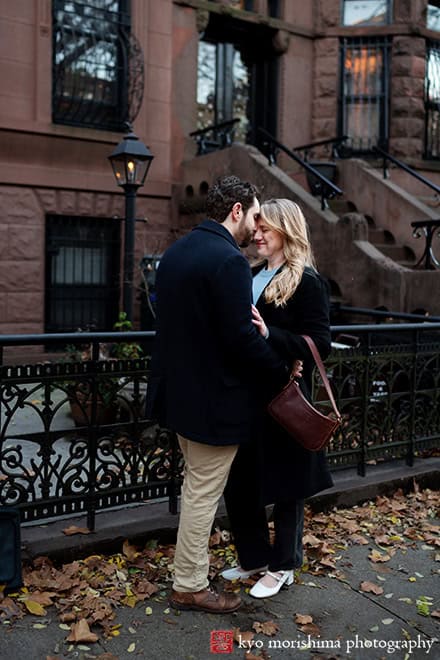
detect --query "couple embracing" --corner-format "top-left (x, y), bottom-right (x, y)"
top-left (146, 175), bottom-right (332, 613)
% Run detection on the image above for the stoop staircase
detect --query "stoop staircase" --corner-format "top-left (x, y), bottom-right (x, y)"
top-left (177, 143), bottom-right (440, 315)
top-left (328, 198), bottom-right (418, 269)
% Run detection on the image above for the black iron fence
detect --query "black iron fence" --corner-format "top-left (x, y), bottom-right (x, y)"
top-left (324, 323), bottom-right (440, 474)
top-left (0, 332), bottom-right (180, 531)
top-left (1, 325), bottom-right (439, 529)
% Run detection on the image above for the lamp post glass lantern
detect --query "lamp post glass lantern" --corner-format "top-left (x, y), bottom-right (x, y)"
top-left (109, 130), bottom-right (154, 322)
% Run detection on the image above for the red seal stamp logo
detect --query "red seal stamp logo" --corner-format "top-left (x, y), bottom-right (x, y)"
top-left (210, 630), bottom-right (234, 654)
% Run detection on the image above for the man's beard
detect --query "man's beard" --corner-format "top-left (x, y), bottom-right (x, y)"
top-left (237, 217), bottom-right (254, 247)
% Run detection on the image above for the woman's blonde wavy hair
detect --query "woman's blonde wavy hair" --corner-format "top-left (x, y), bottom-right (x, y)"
top-left (257, 198), bottom-right (316, 307)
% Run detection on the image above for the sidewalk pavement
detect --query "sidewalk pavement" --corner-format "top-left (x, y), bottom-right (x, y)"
top-left (2, 457), bottom-right (439, 660)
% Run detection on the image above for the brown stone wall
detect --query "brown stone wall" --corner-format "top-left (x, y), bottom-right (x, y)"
top-left (136, 0), bottom-right (173, 186)
top-left (312, 38), bottom-right (339, 141)
top-left (0, 186), bottom-right (45, 334)
top-left (315, 0), bottom-right (341, 29)
top-left (389, 36), bottom-right (426, 159)
top-left (279, 35), bottom-right (314, 149)
top-left (170, 3), bottom-right (199, 179)
top-left (393, 0), bottom-right (426, 24)
top-left (0, 186), bottom-right (171, 333)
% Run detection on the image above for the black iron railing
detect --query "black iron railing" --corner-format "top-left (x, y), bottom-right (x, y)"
top-left (411, 219), bottom-right (440, 270)
top-left (372, 147), bottom-right (440, 270)
top-left (293, 135), bottom-right (351, 162)
top-left (258, 127), bottom-right (343, 210)
top-left (189, 118), bottom-right (240, 155)
top-left (1, 325), bottom-right (439, 528)
top-left (325, 322), bottom-right (440, 475)
top-left (373, 145), bottom-right (440, 196)
top-left (333, 305), bottom-right (440, 323)
top-left (0, 332), bottom-right (180, 531)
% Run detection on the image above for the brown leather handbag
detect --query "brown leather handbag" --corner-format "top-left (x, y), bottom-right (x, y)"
top-left (267, 335), bottom-right (342, 451)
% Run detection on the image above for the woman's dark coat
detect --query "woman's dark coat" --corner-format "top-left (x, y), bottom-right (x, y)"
top-left (225, 264), bottom-right (334, 503)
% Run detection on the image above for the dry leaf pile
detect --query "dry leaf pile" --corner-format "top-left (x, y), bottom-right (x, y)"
top-left (298, 483), bottom-right (439, 580)
top-left (0, 538), bottom-right (171, 642)
top-left (0, 484), bottom-right (438, 647)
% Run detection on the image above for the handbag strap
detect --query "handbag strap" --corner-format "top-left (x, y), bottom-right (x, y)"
top-left (300, 335), bottom-right (342, 421)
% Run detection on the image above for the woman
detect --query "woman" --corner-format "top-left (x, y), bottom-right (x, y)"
top-left (222, 198), bottom-right (333, 598)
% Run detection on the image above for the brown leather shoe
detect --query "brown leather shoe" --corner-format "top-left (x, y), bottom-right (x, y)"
top-left (169, 586), bottom-right (241, 613)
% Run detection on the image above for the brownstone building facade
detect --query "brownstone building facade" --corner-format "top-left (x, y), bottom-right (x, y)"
top-left (1, 0), bottom-right (440, 334)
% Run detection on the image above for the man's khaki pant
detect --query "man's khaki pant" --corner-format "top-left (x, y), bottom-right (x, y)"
top-left (173, 435), bottom-right (238, 592)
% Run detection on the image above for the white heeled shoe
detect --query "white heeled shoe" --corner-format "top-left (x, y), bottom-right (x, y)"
top-left (249, 570), bottom-right (294, 598)
top-left (220, 564), bottom-right (268, 581)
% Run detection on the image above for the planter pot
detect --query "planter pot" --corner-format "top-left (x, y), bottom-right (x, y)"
top-left (68, 391), bottom-right (117, 427)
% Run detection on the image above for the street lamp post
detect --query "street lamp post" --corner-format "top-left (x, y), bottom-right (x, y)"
top-left (108, 129), bottom-right (154, 322)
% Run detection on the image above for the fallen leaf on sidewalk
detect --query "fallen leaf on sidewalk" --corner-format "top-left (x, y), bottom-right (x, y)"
top-left (66, 619), bottom-right (98, 643)
top-left (374, 534), bottom-right (391, 545)
top-left (233, 628), bottom-right (255, 645)
top-left (294, 613), bottom-right (313, 624)
top-left (122, 539), bottom-right (139, 560)
top-left (23, 599), bottom-right (47, 615)
top-left (252, 620), bottom-right (279, 636)
top-left (368, 549), bottom-right (391, 563)
top-left (349, 534), bottom-right (369, 545)
top-left (432, 610), bottom-right (440, 619)
top-left (63, 525), bottom-right (91, 536)
top-left (303, 533), bottom-right (321, 547)
top-left (299, 622), bottom-right (321, 636)
top-left (360, 581), bottom-right (384, 595)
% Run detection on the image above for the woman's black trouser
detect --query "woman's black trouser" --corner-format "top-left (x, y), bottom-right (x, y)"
top-left (224, 490), bottom-right (304, 572)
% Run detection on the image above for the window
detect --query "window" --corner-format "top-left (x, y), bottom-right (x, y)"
top-left (428, 2), bottom-right (440, 31)
top-left (197, 40), bottom-right (250, 142)
top-left (425, 41), bottom-right (440, 158)
top-left (340, 37), bottom-right (390, 152)
top-left (52, 0), bottom-right (143, 131)
top-left (267, 0), bottom-right (280, 18)
top-left (342, 1), bottom-right (391, 27)
top-left (45, 216), bottom-right (121, 332)
top-left (213, 1), bottom-right (254, 10)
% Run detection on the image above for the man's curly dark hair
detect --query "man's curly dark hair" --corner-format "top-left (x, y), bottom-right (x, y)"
top-left (205, 176), bottom-right (260, 223)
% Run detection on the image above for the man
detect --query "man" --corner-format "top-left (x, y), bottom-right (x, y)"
top-left (146, 176), bottom-right (287, 613)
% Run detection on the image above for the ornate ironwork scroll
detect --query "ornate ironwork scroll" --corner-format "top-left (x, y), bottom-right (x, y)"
top-left (52, 0), bottom-right (144, 131)
top-left (0, 334), bottom-right (181, 530)
top-left (411, 219), bottom-right (440, 270)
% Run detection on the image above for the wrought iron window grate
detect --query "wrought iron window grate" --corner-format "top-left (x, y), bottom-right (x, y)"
top-left (45, 215), bottom-right (121, 333)
top-left (339, 37), bottom-right (391, 153)
top-left (52, 0), bottom-right (144, 131)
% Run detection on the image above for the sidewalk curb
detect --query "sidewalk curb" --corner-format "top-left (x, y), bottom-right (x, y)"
top-left (21, 457), bottom-right (439, 564)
